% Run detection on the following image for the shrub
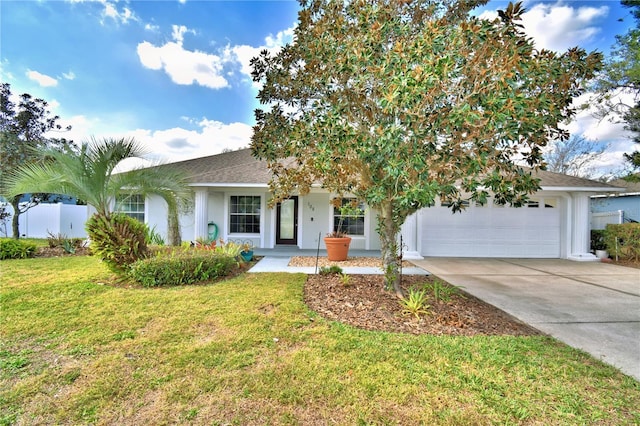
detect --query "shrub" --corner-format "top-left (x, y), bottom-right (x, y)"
top-left (319, 265), bottom-right (343, 275)
top-left (399, 287), bottom-right (430, 318)
top-left (145, 226), bottom-right (165, 246)
top-left (426, 279), bottom-right (463, 304)
top-left (0, 239), bottom-right (37, 260)
top-left (46, 232), bottom-right (83, 253)
top-left (604, 223), bottom-right (640, 261)
top-left (590, 229), bottom-right (607, 251)
top-left (128, 250), bottom-right (237, 287)
top-left (86, 213), bottom-right (148, 273)
top-left (193, 239), bottom-right (243, 257)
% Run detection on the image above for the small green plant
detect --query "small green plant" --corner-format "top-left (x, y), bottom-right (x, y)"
top-left (145, 225), bottom-right (165, 246)
top-left (62, 239), bottom-right (76, 254)
top-left (319, 265), bottom-right (343, 275)
top-left (400, 288), bottom-right (430, 318)
top-left (339, 273), bottom-right (352, 286)
top-left (0, 239), bottom-right (36, 260)
top-left (590, 229), bottom-right (607, 251)
top-left (47, 232), bottom-right (83, 253)
top-left (47, 232), bottom-right (67, 248)
top-left (213, 239), bottom-right (243, 257)
top-left (428, 279), bottom-right (462, 303)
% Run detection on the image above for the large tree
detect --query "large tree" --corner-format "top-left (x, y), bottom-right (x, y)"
top-left (0, 82), bottom-right (74, 238)
top-left (593, 0), bottom-right (640, 171)
top-left (251, 0), bottom-right (601, 295)
top-left (5, 137), bottom-right (192, 245)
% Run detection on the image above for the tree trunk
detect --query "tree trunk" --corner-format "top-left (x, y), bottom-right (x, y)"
top-left (378, 201), bottom-right (404, 298)
top-left (167, 207), bottom-right (181, 246)
top-left (11, 196), bottom-right (21, 239)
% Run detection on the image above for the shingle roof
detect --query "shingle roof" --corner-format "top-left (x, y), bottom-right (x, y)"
top-left (608, 176), bottom-right (640, 194)
top-left (155, 148), bottom-right (622, 191)
top-left (533, 168), bottom-right (621, 190)
top-left (160, 148), bottom-right (271, 185)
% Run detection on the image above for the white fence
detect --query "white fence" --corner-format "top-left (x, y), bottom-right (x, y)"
top-left (591, 210), bottom-right (623, 231)
top-left (1, 202), bottom-right (91, 239)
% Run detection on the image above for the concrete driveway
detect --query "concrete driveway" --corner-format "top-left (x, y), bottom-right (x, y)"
top-left (410, 258), bottom-right (640, 381)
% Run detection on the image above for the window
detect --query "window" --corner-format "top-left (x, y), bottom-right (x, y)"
top-left (230, 196), bottom-right (261, 234)
top-left (333, 199), bottom-right (365, 236)
top-left (115, 194), bottom-right (144, 222)
top-left (526, 198), bottom-right (540, 208)
top-left (544, 197), bottom-right (557, 208)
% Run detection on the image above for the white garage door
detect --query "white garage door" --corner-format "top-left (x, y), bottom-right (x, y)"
top-left (419, 202), bottom-right (561, 258)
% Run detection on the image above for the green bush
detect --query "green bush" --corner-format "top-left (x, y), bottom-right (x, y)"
top-left (86, 213), bottom-right (148, 273)
top-left (319, 265), bottom-right (343, 275)
top-left (46, 232), bottom-right (84, 251)
top-left (128, 250), bottom-right (237, 287)
top-left (590, 229), bottom-right (606, 251)
top-left (604, 223), bottom-right (640, 261)
top-left (0, 239), bottom-right (37, 260)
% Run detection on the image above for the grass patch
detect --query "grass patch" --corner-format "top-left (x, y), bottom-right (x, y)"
top-left (1, 256), bottom-right (638, 424)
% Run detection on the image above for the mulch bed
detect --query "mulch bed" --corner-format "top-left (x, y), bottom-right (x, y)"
top-left (34, 246), bottom-right (91, 257)
top-left (305, 274), bottom-right (542, 336)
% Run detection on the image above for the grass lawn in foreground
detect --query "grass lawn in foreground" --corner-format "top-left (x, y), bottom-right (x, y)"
top-left (1, 256), bottom-right (639, 425)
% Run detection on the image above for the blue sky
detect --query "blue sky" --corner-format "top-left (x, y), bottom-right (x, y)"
top-left (0, 0), bottom-right (635, 174)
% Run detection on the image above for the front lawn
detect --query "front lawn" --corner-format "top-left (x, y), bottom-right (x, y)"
top-left (1, 256), bottom-right (638, 425)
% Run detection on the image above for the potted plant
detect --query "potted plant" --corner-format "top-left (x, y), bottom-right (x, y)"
top-left (240, 242), bottom-right (254, 262)
top-left (324, 198), bottom-right (362, 261)
top-left (591, 230), bottom-right (608, 259)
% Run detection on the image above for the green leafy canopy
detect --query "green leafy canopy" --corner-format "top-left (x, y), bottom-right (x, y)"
top-left (251, 0), bottom-right (602, 293)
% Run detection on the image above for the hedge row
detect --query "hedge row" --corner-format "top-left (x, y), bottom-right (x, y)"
top-left (604, 223), bottom-right (640, 261)
top-left (0, 239), bottom-right (36, 260)
top-left (129, 251), bottom-right (237, 287)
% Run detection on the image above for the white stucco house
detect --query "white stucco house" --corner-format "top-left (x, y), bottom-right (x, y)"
top-left (140, 148), bottom-right (622, 261)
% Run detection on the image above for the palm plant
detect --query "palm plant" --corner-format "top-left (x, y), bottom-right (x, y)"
top-left (5, 137), bottom-right (192, 270)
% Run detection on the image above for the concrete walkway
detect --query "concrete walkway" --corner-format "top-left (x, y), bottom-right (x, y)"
top-left (248, 255), bottom-right (429, 275)
top-left (411, 258), bottom-right (640, 381)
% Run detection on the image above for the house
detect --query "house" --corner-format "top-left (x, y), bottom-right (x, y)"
top-left (141, 148), bottom-right (622, 261)
top-left (591, 177), bottom-right (640, 229)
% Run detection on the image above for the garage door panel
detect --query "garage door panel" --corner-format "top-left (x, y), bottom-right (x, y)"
top-left (420, 206), bottom-right (560, 258)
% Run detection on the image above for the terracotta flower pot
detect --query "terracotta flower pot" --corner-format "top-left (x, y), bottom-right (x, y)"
top-left (324, 236), bottom-right (352, 261)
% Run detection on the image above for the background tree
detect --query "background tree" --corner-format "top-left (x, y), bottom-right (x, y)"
top-left (5, 137), bottom-right (192, 248)
top-left (544, 135), bottom-right (608, 178)
top-left (251, 0), bottom-right (601, 295)
top-left (593, 0), bottom-right (640, 171)
top-left (0, 82), bottom-right (74, 239)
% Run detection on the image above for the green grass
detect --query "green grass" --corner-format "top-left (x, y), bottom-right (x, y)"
top-left (1, 256), bottom-right (639, 425)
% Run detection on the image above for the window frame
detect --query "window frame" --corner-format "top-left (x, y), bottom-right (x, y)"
top-left (332, 198), bottom-right (366, 236)
top-left (115, 193), bottom-right (145, 222)
top-left (229, 195), bottom-right (262, 235)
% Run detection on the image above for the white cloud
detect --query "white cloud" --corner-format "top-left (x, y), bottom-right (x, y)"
top-left (477, 2), bottom-right (609, 52)
top-left (26, 70), bottom-right (58, 87)
top-left (62, 71), bottom-right (76, 80)
top-left (111, 120), bottom-right (254, 167)
top-left (561, 93), bottom-right (636, 176)
top-left (101, 0), bottom-right (137, 25)
top-left (53, 112), bottom-right (254, 167)
top-left (137, 41), bottom-right (229, 89)
top-left (172, 24), bottom-right (195, 45)
top-left (136, 22), bottom-right (294, 90)
top-left (136, 23), bottom-right (230, 89)
top-left (521, 2), bottom-right (608, 52)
